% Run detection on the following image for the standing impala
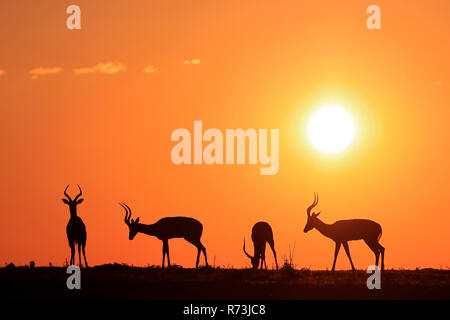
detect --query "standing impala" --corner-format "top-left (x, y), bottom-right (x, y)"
top-left (303, 193), bottom-right (385, 271)
top-left (243, 221), bottom-right (278, 270)
top-left (62, 185), bottom-right (88, 268)
top-left (120, 203), bottom-right (208, 268)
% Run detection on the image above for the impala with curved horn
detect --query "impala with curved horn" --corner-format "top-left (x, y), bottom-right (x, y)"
top-left (62, 185), bottom-right (88, 268)
top-left (303, 193), bottom-right (385, 271)
top-left (243, 221), bottom-right (278, 270)
top-left (120, 203), bottom-right (208, 268)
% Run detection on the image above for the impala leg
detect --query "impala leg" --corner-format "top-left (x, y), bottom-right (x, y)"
top-left (378, 243), bottom-right (385, 271)
top-left (268, 239), bottom-right (278, 270)
top-left (201, 243), bottom-right (208, 267)
top-left (375, 246), bottom-right (380, 267)
top-left (195, 247), bottom-right (201, 268)
top-left (263, 243), bottom-right (267, 269)
top-left (260, 254), bottom-right (266, 270)
top-left (78, 243), bottom-right (82, 268)
top-left (364, 240), bottom-right (381, 269)
top-left (331, 242), bottom-right (341, 271)
top-left (70, 244), bottom-right (75, 265)
top-left (82, 243), bottom-right (88, 268)
top-left (258, 246), bottom-right (262, 270)
top-left (342, 241), bottom-right (356, 271)
top-left (186, 237), bottom-right (207, 267)
top-left (166, 240), bottom-right (171, 266)
top-left (162, 241), bottom-right (166, 268)
top-left (185, 237), bottom-right (200, 267)
top-left (162, 240), bottom-right (171, 267)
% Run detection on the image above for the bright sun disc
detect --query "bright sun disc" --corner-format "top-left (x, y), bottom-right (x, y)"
top-left (307, 105), bottom-right (355, 154)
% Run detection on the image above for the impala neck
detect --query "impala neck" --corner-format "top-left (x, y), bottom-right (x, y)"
top-left (314, 218), bottom-right (335, 240)
top-left (69, 206), bottom-right (78, 219)
top-left (135, 223), bottom-right (157, 236)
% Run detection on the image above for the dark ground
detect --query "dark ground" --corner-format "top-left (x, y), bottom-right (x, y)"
top-left (1, 264), bottom-right (449, 300)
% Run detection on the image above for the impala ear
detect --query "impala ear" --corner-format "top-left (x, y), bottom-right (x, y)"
top-left (135, 217), bottom-right (140, 223)
top-left (76, 199), bottom-right (84, 205)
top-left (314, 211), bottom-right (321, 217)
top-left (62, 199), bottom-right (70, 204)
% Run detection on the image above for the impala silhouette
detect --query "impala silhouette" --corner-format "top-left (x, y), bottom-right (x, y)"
top-left (120, 203), bottom-right (208, 268)
top-left (62, 185), bottom-right (88, 268)
top-left (243, 221), bottom-right (278, 270)
top-left (303, 193), bottom-right (385, 271)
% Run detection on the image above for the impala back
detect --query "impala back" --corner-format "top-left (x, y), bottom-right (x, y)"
top-left (155, 217), bottom-right (203, 239)
top-left (332, 219), bottom-right (382, 241)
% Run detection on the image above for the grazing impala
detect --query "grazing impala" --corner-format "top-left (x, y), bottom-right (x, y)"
top-left (62, 185), bottom-right (88, 268)
top-left (243, 221), bottom-right (278, 270)
top-left (303, 193), bottom-right (385, 271)
top-left (120, 203), bottom-right (208, 268)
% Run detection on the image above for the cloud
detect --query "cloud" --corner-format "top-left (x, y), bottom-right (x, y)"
top-left (29, 67), bottom-right (62, 80)
top-left (74, 62), bottom-right (126, 75)
top-left (143, 65), bottom-right (156, 74)
top-left (0, 69), bottom-right (6, 76)
top-left (184, 59), bottom-right (201, 65)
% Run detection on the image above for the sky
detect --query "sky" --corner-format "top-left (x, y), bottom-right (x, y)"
top-left (0, 0), bottom-right (449, 269)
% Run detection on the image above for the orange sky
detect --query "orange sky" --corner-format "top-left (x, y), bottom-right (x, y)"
top-left (0, 0), bottom-right (449, 269)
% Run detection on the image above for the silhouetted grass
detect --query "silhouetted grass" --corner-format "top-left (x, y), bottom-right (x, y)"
top-left (1, 264), bottom-right (449, 300)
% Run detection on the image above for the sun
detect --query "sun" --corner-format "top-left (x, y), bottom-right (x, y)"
top-left (307, 105), bottom-right (356, 154)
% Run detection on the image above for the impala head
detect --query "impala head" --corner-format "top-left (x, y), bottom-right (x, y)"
top-left (120, 203), bottom-right (140, 240)
top-left (243, 238), bottom-right (259, 269)
top-left (304, 192), bottom-right (321, 233)
top-left (62, 185), bottom-right (84, 216)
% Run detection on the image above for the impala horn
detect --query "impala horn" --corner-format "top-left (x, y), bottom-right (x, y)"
top-left (307, 192), bottom-right (319, 217)
top-left (243, 238), bottom-right (253, 259)
top-left (64, 185), bottom-right (72, 201)
top-left (74, 185), bottom-right (83, 201)
top-left (120, 202), bottom-right (131, 226)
